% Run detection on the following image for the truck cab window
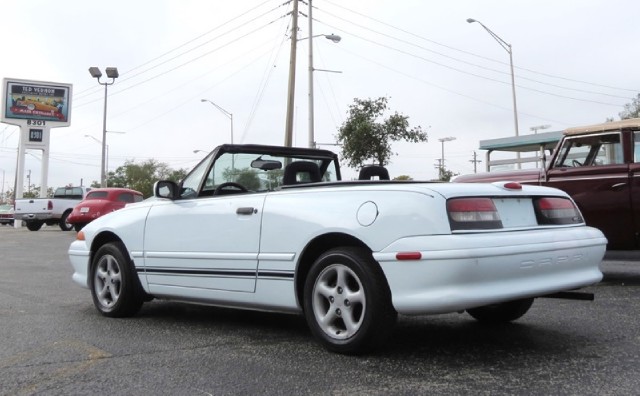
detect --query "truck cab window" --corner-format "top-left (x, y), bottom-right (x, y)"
top-left (554, 132), bottom-right (622, 167)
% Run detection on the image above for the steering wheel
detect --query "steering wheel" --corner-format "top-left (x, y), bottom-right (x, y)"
top-left (572, 159), bottom-right (583, 167)
top-left (213, 182), bottom-right (248, 195)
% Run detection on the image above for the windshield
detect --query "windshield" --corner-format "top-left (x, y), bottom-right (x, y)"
top-left (179, 149), bottom-right (339, 199)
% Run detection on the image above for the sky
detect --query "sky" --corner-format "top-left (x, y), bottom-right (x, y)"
top-left (1, 0), bottom-right (639, 195)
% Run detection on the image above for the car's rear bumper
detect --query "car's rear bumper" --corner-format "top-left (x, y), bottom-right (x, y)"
top-left (67, 214), bottom-right (96, 223)
top-left (17, 213), bottom-right (53, 221)
top-left (374, 226), bottom-right (606, 315)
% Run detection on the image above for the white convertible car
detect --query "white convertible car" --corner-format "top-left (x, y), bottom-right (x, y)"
top-left (69, 144), bottom-right (607, 354)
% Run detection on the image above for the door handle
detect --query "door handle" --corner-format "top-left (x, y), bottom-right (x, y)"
top-left (611, 183), bottom-right (627, 190)
top-left (236, 207), bottom-right (257, 215)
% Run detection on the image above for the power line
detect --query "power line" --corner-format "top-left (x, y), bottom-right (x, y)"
top-left (313, 17), bottom-right (627, 107)
top-left (329, 44), bottom-right (573, 126)
top-left (73, 0), bottom-right (284, 104)
top-left (322, 0), bottom-right (638, 93)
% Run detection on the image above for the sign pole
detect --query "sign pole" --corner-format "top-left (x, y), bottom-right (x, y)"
top-left (1, 78), bottom-right (72, 228)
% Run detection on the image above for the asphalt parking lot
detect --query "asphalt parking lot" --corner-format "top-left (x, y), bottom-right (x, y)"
top-left (1, 225), bottom-right (639, 395)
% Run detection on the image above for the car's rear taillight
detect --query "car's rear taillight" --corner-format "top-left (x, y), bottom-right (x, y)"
top-left (447, 198), bottom-right (503, 230)
top-left (534, 197), bottom-right (583, 225)
top-left (47, 200), bottom-right (53, 210)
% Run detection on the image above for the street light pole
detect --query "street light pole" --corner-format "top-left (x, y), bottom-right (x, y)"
top-left (200, 99), bottom-right (234, 144)
top-left (85, 135), bottom-right (109, 186)
top-left (467, 19), bottom-right (521, 168)
top-left (307, 2), bottom-right (341, 148)
top-left (88, 67), bottom-right (119, 187)
top-left (308, 35), bottom-right (342, 149)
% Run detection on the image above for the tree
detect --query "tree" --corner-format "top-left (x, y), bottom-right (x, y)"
top-left (222, 167), bottom-right (261, 190)
top-left (393, 175), bottom-right (413, 181)
top-left (438, 166), bottom-right (459, 182)
top-left (337, 97), bottom-right (428, 169)
top-left (619, 93), bottom-right (640, 120)
top-left (107, 159), bottom-right (189, 197)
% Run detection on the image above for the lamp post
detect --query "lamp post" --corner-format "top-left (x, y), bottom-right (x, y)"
top-left (530, 124), bottom-right (551, 134)
top-left (88, 66), bottom-right (119, 187)
top-left (85, 135), bottom-right (109, 186)
top-left (307, 1), bottom-right (341, 148)
top-left (466, 19), bottom-right (520, 168)
top-left (201, 99), bottom-right (233, 144)
top-left (438, 136), bottom-right (456, 178)
top-left (307, 33), bottom-right (342, 148)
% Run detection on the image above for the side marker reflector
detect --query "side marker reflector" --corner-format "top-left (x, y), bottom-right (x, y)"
top-left (396, 252), bottom-right (422, 260)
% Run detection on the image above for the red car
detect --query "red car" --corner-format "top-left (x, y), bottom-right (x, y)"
top-left (67, 188), bottom-right (144, 231)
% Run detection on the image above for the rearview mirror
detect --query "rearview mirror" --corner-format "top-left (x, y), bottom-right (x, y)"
top-left (251, 158), bottom-right (282, 171)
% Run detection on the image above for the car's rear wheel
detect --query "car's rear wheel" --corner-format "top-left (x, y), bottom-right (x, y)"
top-left (73, 223), bottom-right (86, 232)
top-left (303, 247), bottom-right (397, 354)
top-left (466, 298), bottom-right (534, 323)
top-left (59, 210), bottom-right (73, 231)
top-left (26, 221), bottom-right (43, 231)
top-left (89, 242), bottom-right (144, 317)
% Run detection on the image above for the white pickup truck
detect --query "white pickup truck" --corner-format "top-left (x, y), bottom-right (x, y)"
top-left (14, 186), bottom-right (91, 231)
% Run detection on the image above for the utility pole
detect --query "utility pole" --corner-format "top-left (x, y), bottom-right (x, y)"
top-left (434, 159), bottom-right (442, 179)
top-left (284, 0), bottom-right (299, 147)
top-left (438, 136), bottom-right (456, 177)
top-left (470, 151), bottom-right (482, 173)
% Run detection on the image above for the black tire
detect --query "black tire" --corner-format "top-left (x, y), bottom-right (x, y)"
top-left (59, 210), bottom-right (73, 231)
top-left (303, 247), bottom-right (397, 354)
top-left (466, 298), bottom-right (534, 323)
top-left (73, 223), bottom-right (86, 232)
top-left (26, 221), bottom-right (43, 231)
top-left (89, 241), bottom-right (144, 317)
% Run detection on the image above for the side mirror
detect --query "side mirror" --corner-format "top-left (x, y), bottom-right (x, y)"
top-left (154, 180), bottom-right (179, 200)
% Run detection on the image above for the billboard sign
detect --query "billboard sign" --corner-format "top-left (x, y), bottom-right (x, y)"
top-left (2, 78), bottom-right (72, 126)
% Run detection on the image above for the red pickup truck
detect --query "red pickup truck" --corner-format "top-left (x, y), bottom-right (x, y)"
top-left (455, 118), bottom-right (640, 249)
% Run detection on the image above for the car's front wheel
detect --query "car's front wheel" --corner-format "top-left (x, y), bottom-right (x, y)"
top-left (303, 247), bottom-right (397, 354)
top-left (466, 298), bottom-right (534, 323)
top-left (89, 242), bottom-right (144, 317)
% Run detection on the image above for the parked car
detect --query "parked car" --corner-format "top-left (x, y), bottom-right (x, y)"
top-left (455, 118), bottom-right (640, 249)
top-left (67, 188), bottom-right (144, 232)
top-left (14, 186), bottom-right (92, 231)
top-left (68, 144), bottom-right (606, 354)
top-left (0, 204), bottom-right (14, 226)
